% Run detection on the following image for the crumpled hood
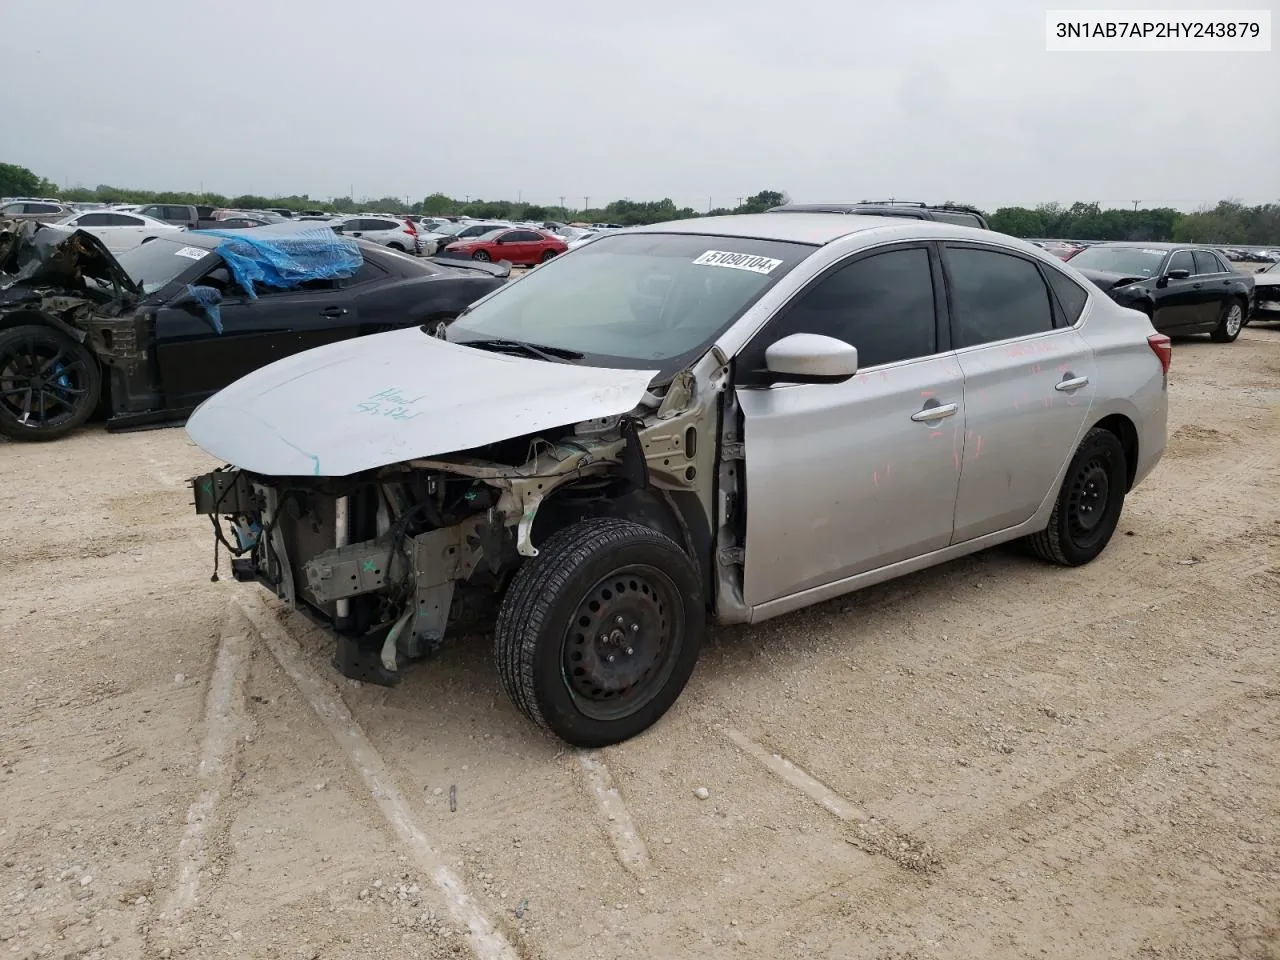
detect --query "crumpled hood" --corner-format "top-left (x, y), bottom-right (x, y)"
top-left (0, 219), bottom-right (142, 299)
top-left (185, 325), bottom-right (658, 477)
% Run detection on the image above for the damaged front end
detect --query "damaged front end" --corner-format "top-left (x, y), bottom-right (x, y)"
top-left (1, 218), bottom-right (144, 368)
top-left (190, 349), bottom-right (736, 687)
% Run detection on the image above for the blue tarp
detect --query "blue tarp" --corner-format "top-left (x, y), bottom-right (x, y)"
top-left (185, 283), bottom-right (225, 334)
top-left (193, 227), bottom-right (363, 300)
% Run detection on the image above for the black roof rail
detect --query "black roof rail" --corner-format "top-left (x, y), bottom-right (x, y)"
top-left (858, 199), bottom-right (929, 208)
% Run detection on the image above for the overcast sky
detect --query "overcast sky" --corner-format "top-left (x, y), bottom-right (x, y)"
top-left (2, 0), bottom-right (1276, 211)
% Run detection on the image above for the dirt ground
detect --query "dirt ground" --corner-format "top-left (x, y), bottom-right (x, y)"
top-left (1, 321), bottom-right (1278, 960)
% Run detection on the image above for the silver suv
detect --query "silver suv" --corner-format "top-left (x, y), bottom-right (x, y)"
top-left (188, 213), bottom-right (1170, 748)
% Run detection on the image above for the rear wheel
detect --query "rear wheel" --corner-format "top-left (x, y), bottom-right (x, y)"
top-left (1027, 427), bottom-right (1127, 566)
top-left (494, 518), bottom-right (704, 747)
top-left (472, 250), bottom-right (491, 261)
top-left (1209, 298), bottom-right (1246, 343)
top-left (0, 324), bottom-right (101, 442)
top-left (540, 249), bottom-right (557, 263)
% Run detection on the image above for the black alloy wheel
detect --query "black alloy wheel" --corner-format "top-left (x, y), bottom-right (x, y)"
top-left (0, 325), bottom-right (101, 442)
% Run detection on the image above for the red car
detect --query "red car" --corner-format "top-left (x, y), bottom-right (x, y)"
top-left (442, 227), bottom-right (567, 265)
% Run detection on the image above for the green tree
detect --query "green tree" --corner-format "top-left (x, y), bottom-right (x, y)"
top-left (0, 162), bottom-right (50, 197)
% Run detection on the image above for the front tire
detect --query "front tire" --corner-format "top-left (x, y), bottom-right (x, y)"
top-left (1209, 299), bottom-right (1246, 342)
top-left (1027, 427), bottom-right (1127, 566)
top-left (494, 518), bottom-right (705, 747)
top-left (472, 250), bottom-right (491, 261)
top-left (0, 324), bottom-right (101, 442)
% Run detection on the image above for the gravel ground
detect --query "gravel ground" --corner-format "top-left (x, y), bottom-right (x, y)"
top-left (1, 321), bottom-right (1277, 960)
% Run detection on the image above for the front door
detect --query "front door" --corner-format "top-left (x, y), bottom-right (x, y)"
top-left (736, 243), bottom-right (964, 607)
top-left (939, 243), bottom-right (1096, 542)
top-left (154, 263), bottom-right (359, 411)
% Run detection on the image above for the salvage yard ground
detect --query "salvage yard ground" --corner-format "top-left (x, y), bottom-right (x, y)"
top-left (1, 324), bottom-right (1278, 960)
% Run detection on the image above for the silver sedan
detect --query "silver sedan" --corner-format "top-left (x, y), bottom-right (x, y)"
top-left (187, 213), bottom-right (1170, 747)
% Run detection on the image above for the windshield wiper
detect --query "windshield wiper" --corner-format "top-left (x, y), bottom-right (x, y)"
top-left (460, 338), bottom-right (584, 363)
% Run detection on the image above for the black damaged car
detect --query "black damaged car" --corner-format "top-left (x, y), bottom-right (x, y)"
top-left (1068, 242), bottom-right (1255, 344)
top-left (0, 220), bottom-right (509, 441)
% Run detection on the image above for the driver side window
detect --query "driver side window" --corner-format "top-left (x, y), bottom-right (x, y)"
top-left (740, 246), bottom-right (939, 372)
top-left (1167, 251), bottom-right (1194, 274)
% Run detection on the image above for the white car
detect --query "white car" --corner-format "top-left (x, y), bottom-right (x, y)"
top-left (336, 215), bottom-right (419, 254)
top-left (53, 209), bottom-right (184, 254)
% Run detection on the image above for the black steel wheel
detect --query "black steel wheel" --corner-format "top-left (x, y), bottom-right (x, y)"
top-left (494, 517), bottom-right (704, 747)
top-left (0, 324), bottom-right (101, 442)
top-left (1028, 427), bottom-right (1127, 566)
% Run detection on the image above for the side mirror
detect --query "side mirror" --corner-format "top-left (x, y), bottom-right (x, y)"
top-left (1165, 268), bottom-right (1191, 280)
top-left (763, 333), bottom-right (859, 384)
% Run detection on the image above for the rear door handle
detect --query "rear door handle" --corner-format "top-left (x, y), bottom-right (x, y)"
top-left (1055, 376), bottom-right (1089, 391)
top-left (911, 402), bottom-right (958, 422)
top-left (320, 306), bottom-right (348, 317)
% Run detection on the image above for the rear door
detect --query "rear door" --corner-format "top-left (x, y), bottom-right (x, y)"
top-left (153, 260), bottom-right (360, 410)
top-left (941, 243), bottom-right (1096, 542)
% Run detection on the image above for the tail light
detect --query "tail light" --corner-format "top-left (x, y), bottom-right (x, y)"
top-left (1147, 333), bottom-right (1172, 374)
top-left (403, 219), bottom-right (418, 234)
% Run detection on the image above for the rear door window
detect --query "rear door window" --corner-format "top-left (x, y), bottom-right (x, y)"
top-left (1167, 251), bottom-right (1195, 274)
top-left (945, 246), bottom-right (1055, 348)
top-left (1192, 250), bottom-right (1222, 275)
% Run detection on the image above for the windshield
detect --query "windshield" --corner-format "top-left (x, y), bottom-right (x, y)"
top-left (1068, 246), bottom-right (1167, 277)
top-left (447, 232), bottom-right (814, 374)
top-left (114, 237), bottom-right (211, 294)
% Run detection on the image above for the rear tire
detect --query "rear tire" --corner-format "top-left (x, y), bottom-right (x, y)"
top-left (1209, 298), bottom-right (1246, 342)
top-left (494, 518), bottom-right (704, 747)
top-left (1027, 427), bottom-right (1127, 567)
top-left (472, 250), bottom-right (491, 261)
top-left (0, 324), bottom-right (101, 442)
top-left (540, 249), bottom-right (557, 263)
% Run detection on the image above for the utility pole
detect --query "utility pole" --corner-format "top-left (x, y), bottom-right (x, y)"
top-left (708, 195), bottom-right (712, 212)
top-left (1132, 200), bottom-right (1140, 211)
top-left (735, 196), bottom-right (744, 208)
top-left (559, 195), bottom-right (566, 212)
top-left (583, 196), bottom-right (590, 213)
top-left (517, 189), bottom-right (522, 203)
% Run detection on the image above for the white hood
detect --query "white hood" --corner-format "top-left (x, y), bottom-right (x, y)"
top-left (185, 326), bottom-right (658, 477)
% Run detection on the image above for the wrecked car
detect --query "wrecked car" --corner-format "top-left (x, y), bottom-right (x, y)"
top-left (0, 219), bottom-right (509, 441)
top-left (188, 214), bottom-right (1169, 747)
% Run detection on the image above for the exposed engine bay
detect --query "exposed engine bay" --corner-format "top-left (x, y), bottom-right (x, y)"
top-left (191, 357), bottom-right (746, 686)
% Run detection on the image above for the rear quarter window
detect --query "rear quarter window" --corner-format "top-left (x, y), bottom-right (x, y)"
top-left (1043, 266), bottom-right (1089, 326)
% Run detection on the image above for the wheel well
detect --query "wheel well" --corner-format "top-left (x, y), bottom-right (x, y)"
top-left (531, 476), bottom-right (715, 605)
top-left (1091, 413), bottom-right (1139, 490)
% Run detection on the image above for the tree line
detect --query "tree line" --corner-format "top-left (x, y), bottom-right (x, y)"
top-left (3, 162), bottom-right (1276, 244)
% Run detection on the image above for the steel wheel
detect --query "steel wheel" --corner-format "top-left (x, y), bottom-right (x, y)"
top-left (562, 564), bottom-right (684, 722)
top-left (1066, 457), bottom-right (1110, 546)
top-left (0, 325), bottom-right (100, 441)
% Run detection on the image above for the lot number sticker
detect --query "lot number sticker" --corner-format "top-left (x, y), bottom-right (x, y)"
top-left (174, 246), bottom-right (209, 260)
top-left (692, 250), bottom-right (782, 275)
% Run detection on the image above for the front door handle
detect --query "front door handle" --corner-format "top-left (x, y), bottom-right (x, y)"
top-left (320, 306), bottom-right (348, 317)
top-left (1055, 375), bottom-right (1089, 391)
top-left (911, 402), bottom-right (958, 422)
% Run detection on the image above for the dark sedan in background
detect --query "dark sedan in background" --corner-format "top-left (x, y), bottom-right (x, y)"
top-left (0, 220), bottom-right (508, 441)
top-left (1068, 242), bottom-right (1255, 344)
